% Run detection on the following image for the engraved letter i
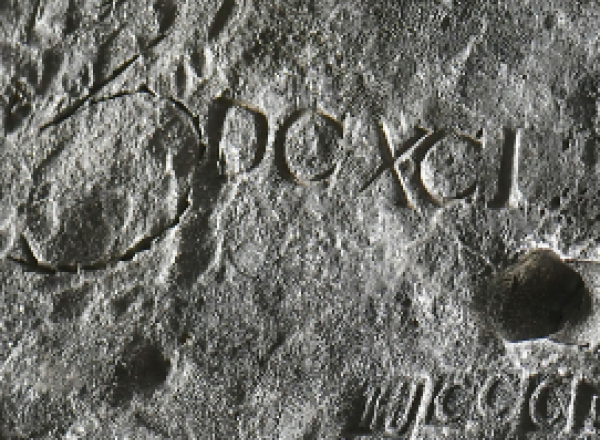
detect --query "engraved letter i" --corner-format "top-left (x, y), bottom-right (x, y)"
top-left (488, 128), bottom-right (524, 208)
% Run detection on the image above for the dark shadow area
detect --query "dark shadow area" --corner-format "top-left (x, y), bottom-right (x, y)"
top-left (56, 193), bottom-right (114, 265)
top-left (4, 80), bottom-right (32, 134)
top-left (50, 286), bottom-right (90, 322)
top-left (582, 135), bottom-right (599, 168)
top-left (208, 0), bottom-right (236, 42)
top-left (25, 0), bottom-right (42, 44)
top-left (575, 381), bottom-right (599, 431)
top-left (64, 0), bottom-right (81, 35)
top-left (475, 249), bottom-right (591, 342)
top-left (111, 337), bottom-right (171, 405)
top-left (112, 286), bottom-right (144, 318)
top-left (487, 128), bottom-right (518, 208)
top-left (37, 47), bottom-right (63, 96)
top-left (339, 381), bottom-right (373, 438)
top-left (154, 0), bottom-right (178, 35)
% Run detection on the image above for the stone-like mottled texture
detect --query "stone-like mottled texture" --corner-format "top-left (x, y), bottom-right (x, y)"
top-left (0, 1), bottom-right (598, 438)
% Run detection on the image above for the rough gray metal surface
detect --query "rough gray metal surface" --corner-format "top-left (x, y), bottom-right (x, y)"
top-left (0, 1), bottom-right (598, 438)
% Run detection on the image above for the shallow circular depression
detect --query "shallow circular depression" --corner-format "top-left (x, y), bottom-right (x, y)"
top-left (476, 249), bottom-right (591, 342)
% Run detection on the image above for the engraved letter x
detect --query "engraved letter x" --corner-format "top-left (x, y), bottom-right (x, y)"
top-left (359, 122), bottom-right (445, 210)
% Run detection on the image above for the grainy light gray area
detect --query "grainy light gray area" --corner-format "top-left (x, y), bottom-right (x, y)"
top-left (0, 1), bottom-right (598, 438)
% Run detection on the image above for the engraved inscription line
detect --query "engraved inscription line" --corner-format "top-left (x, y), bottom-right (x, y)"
top-left (357, 370), bottom-right (600, 437)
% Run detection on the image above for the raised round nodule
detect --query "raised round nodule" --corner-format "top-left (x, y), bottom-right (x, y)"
top-left (481, 249), bottom-right (588, 342)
